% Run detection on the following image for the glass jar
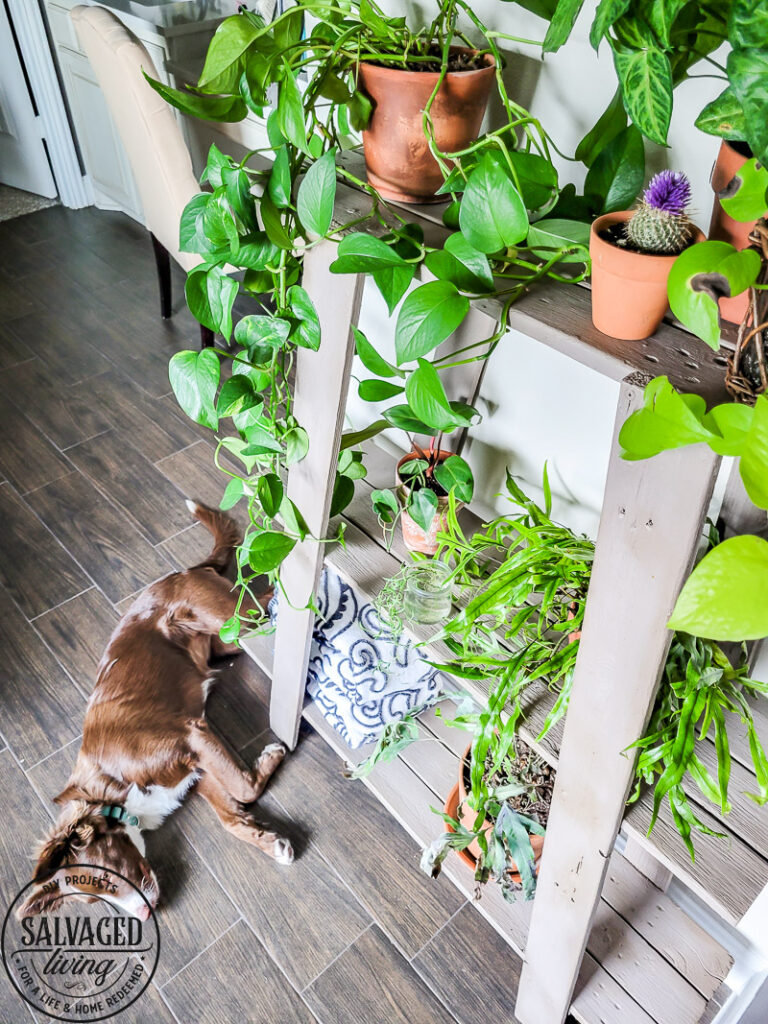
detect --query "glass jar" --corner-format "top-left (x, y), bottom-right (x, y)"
top-left (403, 562), bottom-right (453, 625)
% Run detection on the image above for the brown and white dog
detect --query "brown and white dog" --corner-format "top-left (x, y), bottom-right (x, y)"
top-left (18, 501), bottom-right (291, 921)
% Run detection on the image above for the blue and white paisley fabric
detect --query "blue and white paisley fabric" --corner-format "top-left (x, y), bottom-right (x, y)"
top-left (270, 568), bottom-right (443, 748)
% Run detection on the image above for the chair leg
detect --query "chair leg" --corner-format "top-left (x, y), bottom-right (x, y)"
top-left (150, 233), bottom-right (172, 320)
top-left (200, 326), bottom-right (215, 349)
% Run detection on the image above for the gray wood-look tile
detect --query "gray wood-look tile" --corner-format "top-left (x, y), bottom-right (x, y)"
top-left (162, 920), bottom-right (318, 1024)
top-left (0, 483), bottom-right (91, 618)
top-left (67, 430), bottom-right (192, 544)
top-left (27, 472), bottom-right (171, 603)
top-left (268, 725), bottom-right (465, 957)
top-left (0, 393), bottom-right (72, 492)
top-left (33, 588), bottom-right (119, 693)
top-left (176, 789), bottom-right (371, 990)
top-left (304, 925), bottom-right (455, 1024)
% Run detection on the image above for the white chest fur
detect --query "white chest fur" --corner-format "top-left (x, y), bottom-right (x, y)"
top-left (123, 772), bottom-right (199, 831)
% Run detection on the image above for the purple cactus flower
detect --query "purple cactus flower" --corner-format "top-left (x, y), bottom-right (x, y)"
top-left (642, 170), bottom-right (691, 215)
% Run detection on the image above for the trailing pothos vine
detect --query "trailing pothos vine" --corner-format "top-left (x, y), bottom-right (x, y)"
top-left (146, 0), bottom-right (600, 638)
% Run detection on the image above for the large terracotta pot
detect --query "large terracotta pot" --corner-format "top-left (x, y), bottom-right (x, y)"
top-left (357, 51), bottom-right (495, 204)
top-left (443, 745), bottom-right (545, 882)
top-left (708, 140), bottom-right (759, 325)
top-left (396, 450), bottom-right (461, 555)
top-left (590, 212), bottom-right (705, 341)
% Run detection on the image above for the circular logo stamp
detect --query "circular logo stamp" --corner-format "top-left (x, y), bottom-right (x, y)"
top-left (2, 864), bottom-right (160, 1022)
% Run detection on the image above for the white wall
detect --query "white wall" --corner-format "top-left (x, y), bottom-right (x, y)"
top-left (345, 0), bottom-right (728, 538)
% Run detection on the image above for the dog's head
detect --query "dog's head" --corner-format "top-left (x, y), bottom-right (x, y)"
top-left (17, 802), bottom-right (159, 920)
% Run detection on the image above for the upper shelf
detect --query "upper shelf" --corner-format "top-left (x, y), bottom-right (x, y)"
top-left (332, 166), bottom-right (732, 405)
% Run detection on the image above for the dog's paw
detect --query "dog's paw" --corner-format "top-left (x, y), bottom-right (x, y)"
top-left (262, 742), bottom-right (286, 758)
top-left (273, 837), bottom-right (294, 866)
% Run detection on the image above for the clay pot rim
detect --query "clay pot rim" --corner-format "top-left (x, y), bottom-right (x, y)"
top-left (358, 47), bottom-right (496, 82)
top-left (590, 211), bottom-right (705, 272)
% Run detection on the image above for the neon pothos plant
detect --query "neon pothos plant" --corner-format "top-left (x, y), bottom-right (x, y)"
top-left (145, 1), bottom-right (595, 634)
top-left (544, 0), bottom-right (768, 167)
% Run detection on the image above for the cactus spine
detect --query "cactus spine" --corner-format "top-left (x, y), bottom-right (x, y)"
top-left (626, 170), bottom-right (694, 255)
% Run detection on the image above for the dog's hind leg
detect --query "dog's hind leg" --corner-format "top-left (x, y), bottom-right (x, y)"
top-left (167, 569), bottom-right (269, 652)
top-left (196, 772), bottom-right (293, 864)
top-left (187, 719), bottom-right (286, 803)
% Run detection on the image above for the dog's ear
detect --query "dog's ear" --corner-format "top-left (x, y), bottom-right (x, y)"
top-left (53, 783), bottom-right (83, 805)
top-left (15, 875), bottom-right (66, 919)
top-left (32, 832), bottom-right (70, 883)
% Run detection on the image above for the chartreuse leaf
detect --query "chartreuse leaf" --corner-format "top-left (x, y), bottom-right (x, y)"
top-left (235, 315), bottom-right (291, 351)
top-left (667, 242), bottom-right (761, 349)
top-left (371, 488), bottom-right (398, 524)
top-left (739, 396), bottom-right (768, 510)
top-left (584, 125), bottom-right (644, 212)
top-left (668, 536), bottom-right (768, 640)
top-left (217, 376), bottom-right (261, 417)
top-left (719, 158), bottom-right (768, 222)
top-left (406, 359), bottom-right (463, 431)
top-left (408, 488), bottom-right (439, 532)
top-left (248, 531), bottom-right (296, 572)
top-left (330, 233), bottom-right (409, 274)
top-left (143, 73), bottom-right (247, 122)
top-left (696, 87), bottom-right (747, 141)
top-left (198, 14), bottom-right (262, 88)
top-left (434, 456), bottom-right (474, 503)
top-left (543, 0), bottom-right (586, 52)
top-left (169, 349), bottom-right (220, 429)
top-left (728, 48), bottom-right (768, 166)
top-left (353, 326), bottom-right (403, 379)
top-left (297, 149), bottom-right (337, 238)
top-left (618, 376), bottom-right (716, 459)
top-left (256, 473), bottom-right (283, 517)
top-left (526, 219), bottom-right (590, 263)
top-left (284, 426), bottom-right (309, 466)
top-left (268, 147), bottom-right (292, 208)
top-left (395, 281), bottom-right (469, 364)
top-left (277, 66), bottom-right (307, 151)
top-left (459, 154), bottom-right (528, 254)
top-left (185, 264), bottom-right (238, 340)
top-left (359, 379), bottom-right (404, 401)
top-left (220, 477), bottom-right (245, 511)
top-left (287, 285), bottom-right (321, 350)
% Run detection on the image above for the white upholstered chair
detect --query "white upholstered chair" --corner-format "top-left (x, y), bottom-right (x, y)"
top-left (70, 5), bottom-right (212, 346)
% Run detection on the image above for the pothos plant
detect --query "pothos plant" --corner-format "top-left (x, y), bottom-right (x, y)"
top-left (543, 0), bottom-right (768, 167)
top-left (146, 0), bottom-right (598, 634)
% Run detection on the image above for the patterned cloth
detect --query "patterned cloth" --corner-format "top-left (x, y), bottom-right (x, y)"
top-left (271, 569), bottom-right (443, 748)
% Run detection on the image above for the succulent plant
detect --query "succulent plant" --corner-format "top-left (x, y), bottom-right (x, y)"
top-left (626, 171), bottom-right (695, 255)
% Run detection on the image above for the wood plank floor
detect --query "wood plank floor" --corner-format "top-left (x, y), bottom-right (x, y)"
top-left (0, 205), bottom-right (544, 1023)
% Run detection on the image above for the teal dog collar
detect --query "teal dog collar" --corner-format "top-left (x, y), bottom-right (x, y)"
top-left (101, 805), bottom-right (139, 828)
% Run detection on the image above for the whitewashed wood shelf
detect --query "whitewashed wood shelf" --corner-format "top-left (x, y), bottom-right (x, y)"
top-left (235, 171), bottom-right (767, 1021)
top-left (244, 630), bottom-right (733, 1024)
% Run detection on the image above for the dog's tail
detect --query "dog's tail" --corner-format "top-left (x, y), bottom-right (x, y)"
top-left (185, 500), bottom-right (241, 575)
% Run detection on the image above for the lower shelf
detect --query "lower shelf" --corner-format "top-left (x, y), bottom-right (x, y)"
top-left (242, 632), bottom-right (733, 1024)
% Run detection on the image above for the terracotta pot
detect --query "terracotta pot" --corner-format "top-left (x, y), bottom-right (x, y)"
top-left (397, 450), bottom-right (462, 556)
top-left (708, 140), bottom-right (758, 325)
top-left (443, 745), bottom-right (545, 882)
top-left (357, 51), bottom-right (495, 204)
top-left (590, 212), bottom-right (705, 341)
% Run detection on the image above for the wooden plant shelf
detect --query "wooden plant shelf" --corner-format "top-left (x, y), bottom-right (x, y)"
top-left (244, 630), bottom-right (732, 1024)
top-left (236, 170), bottom-right (765, 1020)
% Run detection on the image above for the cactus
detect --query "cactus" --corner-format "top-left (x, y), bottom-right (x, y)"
top-left (626, 171), bottom-right (694, 255)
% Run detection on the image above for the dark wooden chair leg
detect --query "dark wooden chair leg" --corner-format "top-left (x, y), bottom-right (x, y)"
top-left (200, 326), bottom-right (215, 349)
top-left (150, 233), bottom-right (172, 320)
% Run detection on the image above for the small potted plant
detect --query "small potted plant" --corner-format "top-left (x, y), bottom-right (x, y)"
top-left (371, 439), bottom-right (474, 556)
top-left (590, 170), bottom-right (704, 341)
top-left (375, 561), bottom-right (454, 630)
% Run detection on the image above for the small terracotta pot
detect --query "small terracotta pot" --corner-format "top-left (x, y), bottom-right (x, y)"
top-left (590, 212), bottom-right (705, 341)
top-left (443, 745), bottom-right (545, 882)
top-left (708, 140), bottom-right (758, 325)
top-left (357, 51), bottom-right (495, 204)
top-left (397, 450), bottom-right (461, 556)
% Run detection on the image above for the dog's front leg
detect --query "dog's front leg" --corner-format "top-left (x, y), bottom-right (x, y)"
top-left (187, 719), bottom-right (285, 803)
top-left (196, 772), bottom-right (293, 864)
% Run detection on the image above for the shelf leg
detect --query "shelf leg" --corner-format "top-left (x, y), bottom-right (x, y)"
top-left (247, 241), bottom-right (363, 749)
top-left (515, 374), bottom-right (722, 1024)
